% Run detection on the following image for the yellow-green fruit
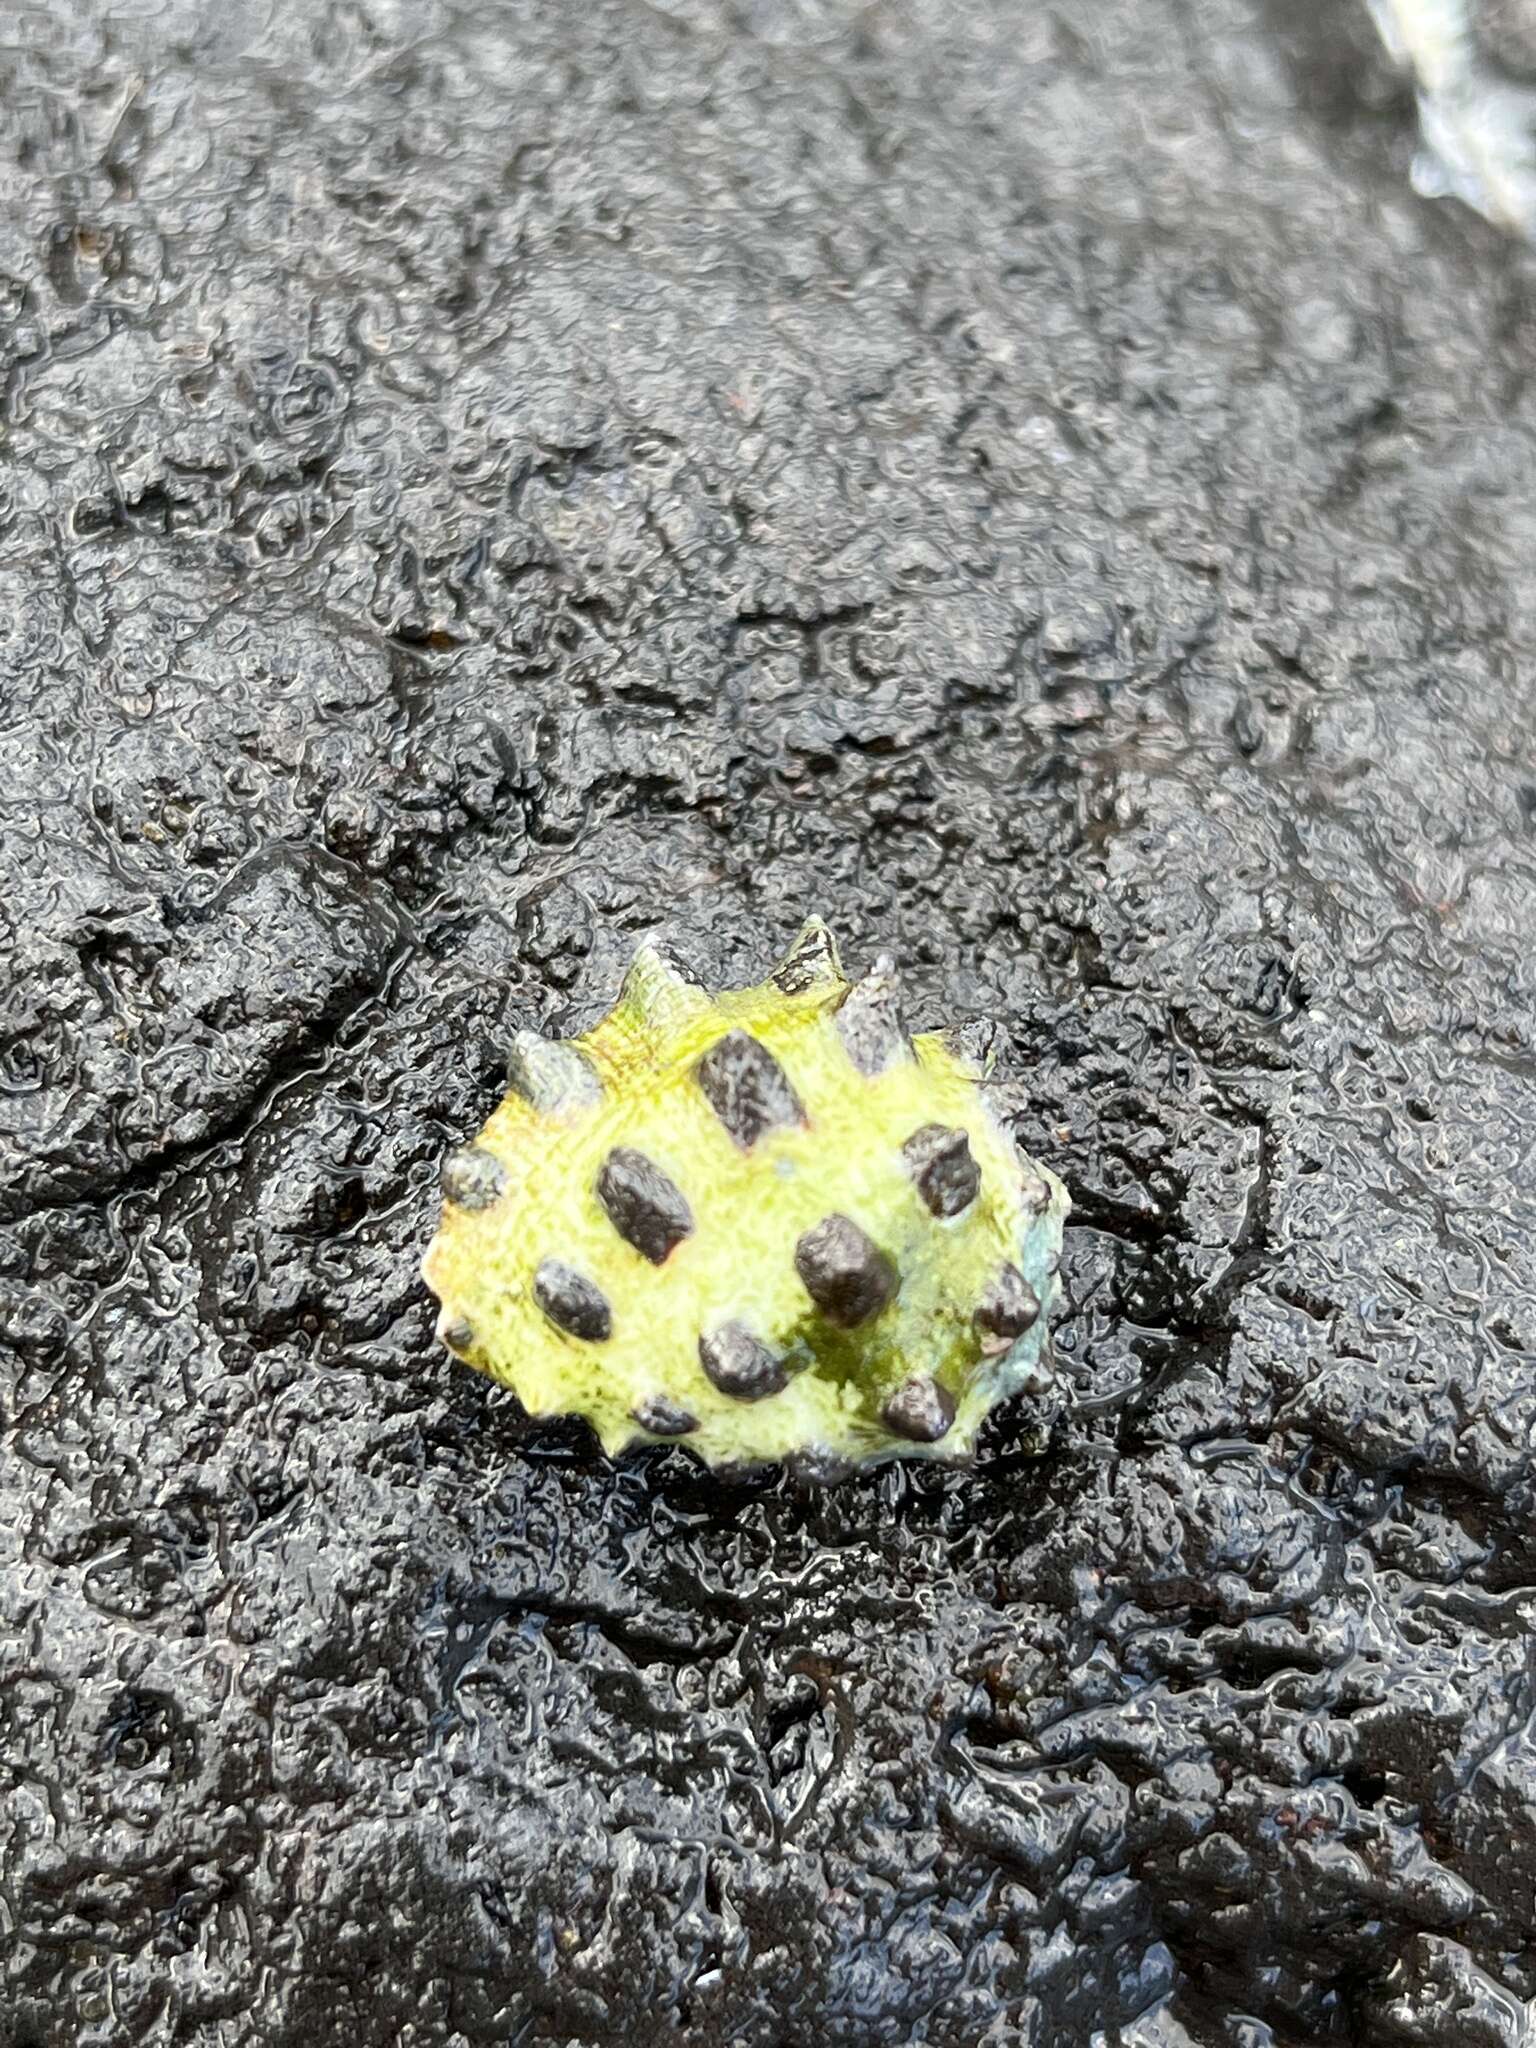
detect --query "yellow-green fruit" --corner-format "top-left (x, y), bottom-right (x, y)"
top-left (422, 921), bottom-right (1068, 1477)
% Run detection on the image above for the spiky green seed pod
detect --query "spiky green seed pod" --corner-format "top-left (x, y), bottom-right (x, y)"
top-left (423, 922), bottom-right (1068, 1477)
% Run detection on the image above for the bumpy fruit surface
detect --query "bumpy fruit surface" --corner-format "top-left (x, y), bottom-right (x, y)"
top-left (422, 921), bottom-right (1069, 1475)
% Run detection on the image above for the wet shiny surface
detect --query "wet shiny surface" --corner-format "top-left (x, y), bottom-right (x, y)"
top-left (2, 2), bottom-right (1536, 2044)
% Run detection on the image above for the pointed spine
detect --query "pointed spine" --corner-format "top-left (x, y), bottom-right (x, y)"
top-left (617, 939), bottom-right (715, 1038)
top-left (939, 1016), bottom-right (1000, 1080)
top-left (771, 916), bottom-right (844, 994)
top-left (835, 954), bottom-right (912, 1075)
top-left (506, 1030), bottom-right (603, 1116)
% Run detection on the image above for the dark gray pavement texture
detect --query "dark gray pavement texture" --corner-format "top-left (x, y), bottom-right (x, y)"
top-left (2, 2), bottom-right (1535, 2044)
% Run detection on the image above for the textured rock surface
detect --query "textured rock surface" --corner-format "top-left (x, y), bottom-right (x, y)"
top-left (2, 2), bottom-right (1535, 2044)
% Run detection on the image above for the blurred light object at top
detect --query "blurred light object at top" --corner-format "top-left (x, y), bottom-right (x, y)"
top-left (1370, 0), bottom-right (1536, 236)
